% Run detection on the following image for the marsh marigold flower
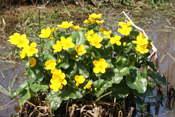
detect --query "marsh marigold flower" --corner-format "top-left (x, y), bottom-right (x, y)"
top-left (20, 49), bottom-right (26, 59)
top-left (51, 27), bottom-right (57, 32)
top-left (29, 58), bottom-right (36, 67)
top-left (75, 45), bottom-right (86, 56)
top-left (16, 34), bottom-right (29, 48)
top-left (110, 35), bottom-right (121, 46)
top-left (74, 75), bottom-right (85, 87)
top-left (118, 21), bottom-right (132, 27)
top-left (84, 81), bottom-right (91, 90)
top-left (24, 42), bottom-right (38, 57)
top-left (52, 41), bottom-right (62, 52)
top-left (87, 33), bottom-right (103, 48)
top-left (93, 58), bottom-right (109, 74)
top-left (45, 59), bottom-right (56, 70)
top-left (96, 20), bottom-right (104, 24)
top-left (71, 25), bottom-right (82, 30)
top-left (49, 35), bottom-right (54, 40)
top-left (8, 33), bottom-right (21, 45)
top-left (118, 26), bottom-right (132, 36)
top-left (57, 21), bottom-right (73, 29)
top-left (89, 13), bottom-right (102, 20)
top-left (39, 27), bottom-right (51, 38)
top-left (102, 30), bottom-right (112, 39)
top-left (61, 37), bottom-right (75, 50)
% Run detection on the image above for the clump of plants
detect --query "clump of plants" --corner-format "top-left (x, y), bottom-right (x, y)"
top-left (8, 13), bottom-right (167, 116)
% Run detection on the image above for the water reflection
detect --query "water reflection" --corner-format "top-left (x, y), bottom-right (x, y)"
top-left (0, 62), bottom-right (25, 116)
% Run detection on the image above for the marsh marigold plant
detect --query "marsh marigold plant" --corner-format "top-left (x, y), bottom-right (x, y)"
top-left (9, 13), bottom-right (167, 112)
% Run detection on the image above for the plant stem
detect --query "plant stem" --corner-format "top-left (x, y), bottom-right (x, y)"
top-left (96, 91), bottom-right (113, 101)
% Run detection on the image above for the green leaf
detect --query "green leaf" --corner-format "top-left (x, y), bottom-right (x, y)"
top-left (69, 91), bottom-right (83, 99)
top-left (134, 97), bottom-right (146, 112)
top-left (46, 91), bottom-right (62, 110)
top-left (71, 31), bottom-right (87, 45)
top-left (25, 62), bottom-right (35, 79)
top-left (126, 69), bottom-right (147, 93)
top-left (11, 80), bottom-right (28, 99)
top-left (30, 83), bottom-right (49, 92)
top-left (154, 73), bottom-right (168, 85)
top-left (69, 63), bottom-right (78, 79)
top-left (77, 62), bottom-right (89, 78)
top-left (44, 39), bottom-right (55, 49)
top-left (42, 50), bottom-right (56, 61)
top-left (112, 80), bottom-right (130, 98)
top-left (20, 87), bottom-right (31, 105)
top-left (93, 79), bottom-right (111, 97)
top-left (59, 62), bottom-right (70, 69)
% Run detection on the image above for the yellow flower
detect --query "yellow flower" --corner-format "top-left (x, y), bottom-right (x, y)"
top-left (132, 36), bottom-right (148, 45)
top-left (49, 35), bottom-right (54, 40)
top-left (61, 37), bottom-right (75, 50)
top-left (45, 59), bottom-right (56, 70)
top-left (94, 88), bottom-right (97, 91)
top-left (89, 13), bottom-right (102, 20)
top-left (96, 20), bottom-right (104, 24)
top-left (84, 81), bottom-right (91, 90)
top-left (87, 33), bottom-right (103, 48)
top-left (29, 57), bottom-right (37, 67)
top-left (118, 21), bottom-right (132, 27)
top-left (8, 33), bottom-right (21, 45)
top-left (93, 58), bottom-right (109, 74)
top-left (98, 27), bottom-right (107, 32)
top-left (16, 34), bottom-right (29, 48)
top-left (20, 49), bottom-right (26, 59)
top-left (57, 21), bottom-right (73, 29)
top-left (75, 45), bottom-right (86, 56)
top-left (71, 25), bottom-right (82, 30)
top-left (51, 27), bottom-right (57, 32)
top-left (135, 44), bottom-right (149, 54)
top-left (57, 58), bottom-right (61, 63)
top-left (102, 30), bottom-right (112, 39)
top-left (110, 35), bottom-right (121, 46)
top-left (74, 75), bottom-right (85, 87)
top-left (24, 42), bottom-right (38, 57)
top-left (118, 26), bottom-right (132, 36)
top-left (85, 30), bottom-right (94, 37)
top-left (51, 68), bottom-right (60, 74)
top-left (39, 27), bottom-right (51, 38)
top-left (83, 19), bottom-right (90, 24)
top-left (52, 41), bottom-right (62, 52)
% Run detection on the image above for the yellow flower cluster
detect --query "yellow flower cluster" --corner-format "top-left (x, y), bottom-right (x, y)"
top-left (52, 37), bottom-right (75, 52)
top-left (93, 58), bottom-right (109, 74)
top-left (118, 21), bottom-right (132, 36)
top-left (58, 21), bottom-right (82, 31)
top-left (85, 30), bottom-right (103, 48)
top-left (132, 33), bottom-right (149, 54)
top-left (50, 69), bottom-right (67, 92)
top-left (74, 75), bottom-right (85, 87)
top-left (8, 33), bottom-right (38, 59)
top-left (83, 13), bottom-right (104, 24)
